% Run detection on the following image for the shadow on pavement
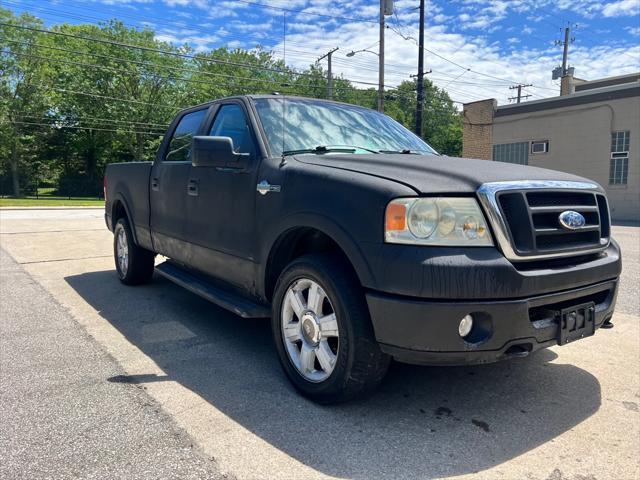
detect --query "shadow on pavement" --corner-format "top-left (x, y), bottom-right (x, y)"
top-left (66, 269), bottom-right (602, 479)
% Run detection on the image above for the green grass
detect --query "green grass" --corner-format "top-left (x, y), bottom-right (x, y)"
top-left (0, 197), bottom-right (104, 207)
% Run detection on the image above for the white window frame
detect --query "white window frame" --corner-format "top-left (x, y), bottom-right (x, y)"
top-left (609, 131), bottom-right (630, 185)
top-left (610, 152), bottom-right (629, 185)
top-left (530, 140), bottom-right (549, 154)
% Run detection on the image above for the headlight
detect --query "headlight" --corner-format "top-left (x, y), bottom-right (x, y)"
top-left (385, 197), bottom-right (493, 246)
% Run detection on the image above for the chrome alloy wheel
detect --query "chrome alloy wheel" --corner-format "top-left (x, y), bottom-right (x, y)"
top-left (281, 278), bottom-right (340, 383)
top-left (116, 227), bottom-right (129, 276)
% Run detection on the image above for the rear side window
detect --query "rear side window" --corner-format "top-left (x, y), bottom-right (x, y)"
top-left (209, 104), bottom-right (256, 156)
top-left (165, 109), bottom-right (207, 162)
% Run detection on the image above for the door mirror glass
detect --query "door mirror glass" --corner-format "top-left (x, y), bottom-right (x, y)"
top-left (192, 136), bottom-right (248, 167)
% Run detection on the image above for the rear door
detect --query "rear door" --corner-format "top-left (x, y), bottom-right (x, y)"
top-left (184, 100), bottom-right (262, 290)
top-left (150, 107), bottom-right (208, 262)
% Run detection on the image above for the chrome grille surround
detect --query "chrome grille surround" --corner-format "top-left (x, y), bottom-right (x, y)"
top-left (477, 180), bottom-right (611, 262)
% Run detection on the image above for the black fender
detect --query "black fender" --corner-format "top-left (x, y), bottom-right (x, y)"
top-left (111, 192), bottom-right (139, 246)
top-left (259, 211), bottom-right (377, 298)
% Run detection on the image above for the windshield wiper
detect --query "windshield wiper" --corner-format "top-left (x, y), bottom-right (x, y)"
top-left (378, 149), bottom-right (422, 154)
top-left (282, 145), bottom-right (379, 156)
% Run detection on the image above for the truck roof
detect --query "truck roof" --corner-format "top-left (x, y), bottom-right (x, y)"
top-left (181, 94), bottom-right (374, 114)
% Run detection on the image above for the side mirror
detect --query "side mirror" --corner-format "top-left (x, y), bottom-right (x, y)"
top-left (192, 136), bottom-right (249, 168)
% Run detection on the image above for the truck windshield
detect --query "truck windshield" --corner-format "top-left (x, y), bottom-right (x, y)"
top-left (253, 98), bottom-right (438, 157)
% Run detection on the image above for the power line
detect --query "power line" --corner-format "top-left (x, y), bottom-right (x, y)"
top-left (10, 120), bottom-right (165, 135)
top-left (386, 19), bottom-right (558, 94)
top-left (4, 0), bottom-right (380, 66)
top-left (3, 48), bottom-right (360, 95)
top-left (3, 46), bottom-right (472, 110)
top-left (228, 0), bottom-right (379, 24)
top-left (0, 23), bottom-right (397, 89)
top-left (9, 52), bottom-right (424, 107)
top-left (508, 84), bottom-right (532, 103)
top-left (4, 0), bottom-right (379, 26)
top-left (27, 84), bottom-right (185, 108)
top-left (0, 22), bottom-right (303, 78)
top-left (2, 6), bottom-right (533, 97)
top-left (1, 37), bottom-right (290, 85)
top-left (16, 113), bottom-right (170, 128)
top-left (2, 10), bottom-right (514, 102)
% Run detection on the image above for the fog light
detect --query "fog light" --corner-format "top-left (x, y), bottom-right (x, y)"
top-left (458, 314), bottom-right (474, 337)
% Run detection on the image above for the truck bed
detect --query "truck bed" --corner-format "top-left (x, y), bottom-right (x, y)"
top-left (105, 162), bottom-right (153, 248)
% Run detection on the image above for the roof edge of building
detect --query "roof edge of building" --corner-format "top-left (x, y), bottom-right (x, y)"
top-left (495, 82), bottom-right (640, 118)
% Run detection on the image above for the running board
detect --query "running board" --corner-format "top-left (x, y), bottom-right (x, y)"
top-left (155, 261), bottom-right (270, 318)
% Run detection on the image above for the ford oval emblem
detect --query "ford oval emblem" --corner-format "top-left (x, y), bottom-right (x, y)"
top-left (558, 210), bottom-right (586, 230)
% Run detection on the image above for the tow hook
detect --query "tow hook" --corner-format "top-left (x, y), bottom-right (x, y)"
top-left (504, 343), bottom-right (533, 358)
top-left (601, 318), bottom-right (614, 329)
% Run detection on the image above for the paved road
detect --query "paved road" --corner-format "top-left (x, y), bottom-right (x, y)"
top-left (0, 250), bottom-right (224, 479)
top-left (0, 208), bottom-right (638, 480)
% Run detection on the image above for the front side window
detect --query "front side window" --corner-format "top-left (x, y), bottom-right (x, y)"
top-left (610, 131), bottom-right (630, 185)
top-left (165, 109), bottom-right (207, 162)
top-left (209, 104), bottom-right (256, 156)
top-left (493, 142), bottom-right (529, 165)
top-left (254, 98), bottom-right (437, 157)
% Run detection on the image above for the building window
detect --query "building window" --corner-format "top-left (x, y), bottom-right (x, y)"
top-left (611, 131), bottom-right (630, 153)
top-left (531, 140), bottom-right (549, 154)
top-left (610, 131), bottom-right (629, 185)
top-left (493, 142), bottom-right (529, 165)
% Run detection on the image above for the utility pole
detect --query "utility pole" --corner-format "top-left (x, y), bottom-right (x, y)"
top-left (415, 0), bottom-right (425, 136)
top-left (317, 47), bottom-right (339, 99)
top-left (379, 0), bottom-right (394, 112)
top-left (378, 2), bottom-right (385, 112)
top-left (508, 84), bottom-right (532, 103)
top-left (561, 25), bottom-right (570, 76)
top-left (552, 25), bottom-right (575, 95)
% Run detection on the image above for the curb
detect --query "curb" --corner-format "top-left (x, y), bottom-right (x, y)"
top-left (0, 206), bottom-right (104, 211)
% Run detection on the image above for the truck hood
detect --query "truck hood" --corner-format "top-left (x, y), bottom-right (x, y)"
top-left (295, 153), bottom-right (593, 194)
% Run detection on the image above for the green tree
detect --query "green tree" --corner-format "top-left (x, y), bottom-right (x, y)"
top-left (0, 7), bottom-right (464, 197)
top-left (385, 79), bottom-right (462, 156)
top-left (0, 9), bottom-right (51, 195)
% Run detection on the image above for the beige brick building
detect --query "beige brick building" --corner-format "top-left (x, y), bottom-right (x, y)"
top-left (462, 73), bottom-right (640, 222)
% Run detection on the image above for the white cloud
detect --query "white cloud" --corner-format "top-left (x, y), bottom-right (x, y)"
top-left (602, 0), bottom-right (640, 16)
top-left (267, 6), bottom-right (640, 106)
top-left (83, 0), bottom-right (639, 106)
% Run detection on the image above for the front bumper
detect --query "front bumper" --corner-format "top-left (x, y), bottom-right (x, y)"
top-left (367, 278), bottom-right (618, 366)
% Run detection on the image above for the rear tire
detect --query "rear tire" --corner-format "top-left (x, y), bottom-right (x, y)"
top-left (114, 217), bottom-right (155, 285)
top-left (271, 253), bottom-right (390, 404)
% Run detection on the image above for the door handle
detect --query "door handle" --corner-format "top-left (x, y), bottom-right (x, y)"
top-left (151, 177), bottom-right (159, 191)
top-left (187, 179), bottom-right (199, 196)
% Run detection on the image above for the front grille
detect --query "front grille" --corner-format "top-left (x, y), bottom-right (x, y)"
top-left (496, 189), bottom-right (610, 257)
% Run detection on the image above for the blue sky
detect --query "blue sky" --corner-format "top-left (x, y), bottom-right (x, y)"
top-left (7, 0), bottom-right (640, 104)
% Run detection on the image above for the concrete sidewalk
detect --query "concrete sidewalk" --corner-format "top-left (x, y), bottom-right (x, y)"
top-left (0, 249), bottom-right (225, 480)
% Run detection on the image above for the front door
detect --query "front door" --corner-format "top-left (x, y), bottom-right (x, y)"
top-left (150, 107), bottom-right (208, 263)
top-left (184, 101), bottom-right (261, 291)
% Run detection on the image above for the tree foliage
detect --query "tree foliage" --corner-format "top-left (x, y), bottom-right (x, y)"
top-left (0, 7), bottom-right (463, 196)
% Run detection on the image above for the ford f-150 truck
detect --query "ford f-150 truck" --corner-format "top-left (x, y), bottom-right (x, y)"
top-left (105, 95), bottom-right (621, 403)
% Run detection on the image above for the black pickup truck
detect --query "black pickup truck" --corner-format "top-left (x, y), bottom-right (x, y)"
top-left (105, 95), bottom-right (621, 403)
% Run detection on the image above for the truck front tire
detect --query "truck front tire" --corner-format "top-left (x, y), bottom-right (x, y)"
top-left (114, 217), bottom-right (155, 285)
top-left (271, 254), bottom-right (390, 404)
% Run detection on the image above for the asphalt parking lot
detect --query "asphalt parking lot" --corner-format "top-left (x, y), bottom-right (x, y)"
top-left (1, 208), bottom-right (638, 480)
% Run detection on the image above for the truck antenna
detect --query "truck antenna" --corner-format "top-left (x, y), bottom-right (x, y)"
top-left (281, 12), bottom-right (287, 165)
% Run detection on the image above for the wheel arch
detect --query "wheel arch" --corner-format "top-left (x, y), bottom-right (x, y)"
top-left (262, 216), bottom-right (375, 302)
top-left (111, 194), bottom-right (138, 245)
